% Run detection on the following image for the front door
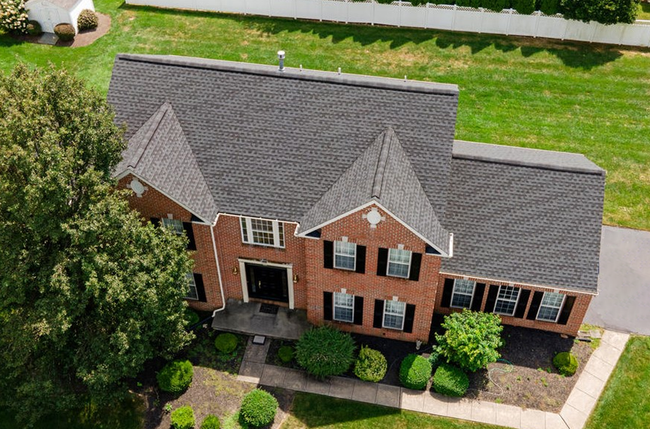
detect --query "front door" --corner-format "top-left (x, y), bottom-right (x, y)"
top-left (245, 264), bottom-right (289, 303)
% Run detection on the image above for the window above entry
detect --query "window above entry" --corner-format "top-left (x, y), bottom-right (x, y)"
top-left (240, 217), bottom-right (285, 248)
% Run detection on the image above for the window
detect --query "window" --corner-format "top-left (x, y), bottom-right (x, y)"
top-left (383, 300), bottom-right (406, 330)
top-left (494, 286), bottom-right (520, 316)
top-left (537, 292), bottom-right (565, 322)
top-left (451, 279), bottom-right (475, 309)
top-left (186, 273), bottom-right (199, 300)
top-left (387, 248), bottom-right (411, 278)
top-left (334, 241), bottom-right (356, 270)
top-left (240, 217), bottom-right (285, 248)
top-left (162, 217), bottom-right (184, 235)
top-left (333, 292), bottom-right (354, 323)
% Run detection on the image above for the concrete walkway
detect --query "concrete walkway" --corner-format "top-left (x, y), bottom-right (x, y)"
top-left (237, 330), bottom-right (629, 429)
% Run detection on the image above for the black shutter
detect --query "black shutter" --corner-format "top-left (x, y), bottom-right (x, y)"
top-left (373, 299), bottom-right (384, 328)
top-left (353, 296), bottom-right (364, 325)
top-left (183, 222), bottom-right (197, 250)
top-left (441, 278), bottom-right (454, 308)
top-left (408, 253), bottom-right (422, 281)
top-left (470, 283), bottom-right (486, 311)
top-left (323, 241), bottom-right (334, 269)
top-left (403, 304), bottom-right (416, 333)
top-left (377, 248), bottom-right (388, 276)
top-left (485, 285), bottom-right (499, 313)
top-left (150, 217), bottom-right (160, 227)
top-left (558, 296), bottom-right (575, 325)
top-left (194, 273), bottom-right (207, 302)
top-left (514, 289), bottom-right (531, 318)
top-left (355, 245), bottom-right (366, 274)
top-left (323, 291), bottom-right (333, 321)
top-left (527, 291), bottom-right (544, 320)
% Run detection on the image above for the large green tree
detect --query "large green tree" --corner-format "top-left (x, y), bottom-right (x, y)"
top-left (0, 64), bottom-right (194, 424)
top-left (561, 0), bottom-right (640, 25)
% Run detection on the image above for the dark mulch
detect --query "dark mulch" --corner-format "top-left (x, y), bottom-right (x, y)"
top-left (184, 329), bottom-right (248, 374)
top-left (266, 339), bottom-right (301, 369)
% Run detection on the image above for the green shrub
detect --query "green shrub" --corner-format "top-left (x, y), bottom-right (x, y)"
top-left (399, 354), bottom-right (432, 390)
top-left (512, 0), bottom-right (537, 14)
top-left (456, 0), bottom-right (483, 7)
top-left (77, 9), bottom-right (98, 31)
top-left (278, 345), bottom-right (294, 363)
top-left (215, 333), bottom-right (238, 353)
top-left (553, 351), bottom-right (579, 376)
top-left (240, 389), bottom-right (278, 427)
top-left (539, 0), bottom-right (561, 14)
top-left (295, 326), bottom-right (355, 379)
top-left (53, 23), bottom-right (75, 42)
top-left (185, 308), bottom-right (200, 327)
top-left (0, 0), bottom-right (28, 34)
top-left (483, 0), bottom-right (511, 11)
top-left (157, 360), bottom-right (193, 394)
top-left (26, 20), bottom-right (42, 36)
top-left (200, 414), bottom-right (220, 429)
top-left (354, 346), bottom-right (388, 383)
top-left (427, 350), bottom-right (443, 371)
top-left (171, 406), bottom-right (195, 429)
top-left (433, 363), bottom-right (469, 397)
top-left (435, 309), bottom-right (504, 373)
top-left (561, 0), bottom-right (639, 25)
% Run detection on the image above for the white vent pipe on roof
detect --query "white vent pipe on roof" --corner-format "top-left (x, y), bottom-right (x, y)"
top-left (278, 51), bottom-right (285, 72)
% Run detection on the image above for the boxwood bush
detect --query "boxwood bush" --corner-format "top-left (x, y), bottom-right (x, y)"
top-left (354, 346), bottom-right (388, 383)
top-left (553, 351), bottom-right (579, 376)
top-left (77, 9), bottom-right (98, 31)
top-left (240, 389), bottom-right (278, 427)
top-left (399, 354), bottom-right (432, 390)
top-left (200, 414), bottom-right (220, 429)
top-left (157, 360), bottom-right (193, 394)
top-left (53, 23), bottom-right (75, 42)
top-left (427, 350), bottom-right (443, 372)
top-left (215, 332), bottom-right (238, 353)
top-left (26, 20), bottom-right (42, 36)
top-left (295, 326), bottom-right (355, 379)
top-left (432, 363), bottom-right (469, 397)
top-left (171, 406), bottom-right (195, 429)
top-left (278, 345), bottom-right (294, 363)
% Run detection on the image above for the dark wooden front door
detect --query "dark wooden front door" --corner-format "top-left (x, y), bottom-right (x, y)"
top-left (245, 264), bottom-right (289, 303)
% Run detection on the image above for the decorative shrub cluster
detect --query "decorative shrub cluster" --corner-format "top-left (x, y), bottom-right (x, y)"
top-left (553, 351), bottom-right (579, 376)
top-left (171, 406), bottom-right (195, 429)
top-left (278, 345), bottom-right (294, 363)
top-left (295, 326), bottom-right (355, 379)
top-left (215, 333), bottom-right (238, 353)
top-left (432, 363), bottom-right (469, 397)
top-left (157, 360), bottom-right (193, 394)
top-left (201, 414), bottom-right (221, 429)
top-left (399, 354), bottom-right (432, 390)
top-left (354, 346), bottom-right (388, 383)
top-left (184, 308), bottom-right (200, 327)
top-left (0, 0), bottom-right (28, 34)
top-left (240, 389), bottom-right (278, 427)
top-left (427, 350), bottom-right (443, 372)
top-left (54, 23), bottom-right (75, 42)
top-left (26, 20), bottom-right (42, 36)
top-left (77, 9), bottom-right (98, 31)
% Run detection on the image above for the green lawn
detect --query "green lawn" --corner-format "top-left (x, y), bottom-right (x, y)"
top-left (638, 2), bottom-right (650, 20)
top-left (585, 335), bottom-right (650, 429)
top-left (1, 1), bottom-right (649, 229)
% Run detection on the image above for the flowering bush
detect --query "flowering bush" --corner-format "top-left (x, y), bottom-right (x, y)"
top-left (0, 0), bottom-right (29, 34)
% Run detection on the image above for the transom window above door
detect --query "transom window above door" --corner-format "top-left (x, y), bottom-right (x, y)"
top-left (334, 241), bottom-right (357, 270)
top-left (387, 248), bottom-right (412, 278)
top-left (240, 217), bottom-right (285, 248)
top-left (451, 279), bottom-right (476, 308)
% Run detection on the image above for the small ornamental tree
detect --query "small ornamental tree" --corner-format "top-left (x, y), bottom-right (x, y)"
top-left (512, 0), bottom-right (537, 14)
top-left (295, 326), bottom-right (355, 379)
top-left (561, 0), bottom-right (640, 25)
top-left (435, 309), bottom-right (504, 373)
top-left (540, 0), bottom-right (561, 14)
top-left (0, 0), bottom-right (28, 34)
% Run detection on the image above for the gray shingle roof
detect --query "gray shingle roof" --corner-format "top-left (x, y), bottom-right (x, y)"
top-left (441, 141), bottom-right (605, 293)
top-left (299, 127), bottom-right (450, 254)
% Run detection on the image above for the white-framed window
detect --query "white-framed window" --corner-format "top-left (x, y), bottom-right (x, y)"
top-left (334, 241), bottom-right (356, 271)
top-left (186, 273), bottom-right (198, 300)
top-left (162, 217), bottom-right (184, 235)
top-left (383, 300), bottom-right (406, 330)
top-left (333, 292), bottom-right (354, 323)
top-left (387, 248), bottom-right (411, 278)
top-left (537, 292), bottom-right (565, 322)
top-left (240, 217), bottom-right (285, 248)
top-left (494, 286), bottom-right (520, 316)
top-left (451, 279), bottom-right (475, 309)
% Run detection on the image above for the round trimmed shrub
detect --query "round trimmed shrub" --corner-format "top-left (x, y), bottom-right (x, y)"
top-left (240, 389), bottom-right (278, 427)
top-left (171, 406), bottom-right (195, 429)
top-left (184, 308), bottom-right (200, 327)
top-left (553, 352), bottom-right (579, 376)
top-left (54, 23), bottom-right (75, 42)
top-left (295, 326), bottom-right (355, 379)
top-left (77, 9), bottom-right (98, 31)
top-left (157, 360), bottom-right (193, 394)
top-left (278, 345), bottom-right (294, 363)
top-left (427, 350), bottom-right (443, 372)
top-left (215, 333), bottom-right (238, 353)
top-left (26, 20), bottom-right (42, 36)
top-left (200, 414), bottom-right (220, 429)
top-left (433, 363), bottom-right (469, 397)
top-left (354, 345), bottom-right (387, 383)
top-left (399, 354), bottom-right (432, 390)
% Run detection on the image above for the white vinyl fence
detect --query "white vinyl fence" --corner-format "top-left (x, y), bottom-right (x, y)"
top-left (125, 0), bottom-right (650, 48)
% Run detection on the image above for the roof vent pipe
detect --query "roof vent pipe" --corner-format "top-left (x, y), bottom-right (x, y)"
top-left (278, 51), bottom-right (285, 72)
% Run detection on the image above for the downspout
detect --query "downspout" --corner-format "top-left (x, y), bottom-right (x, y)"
top-left (210, 213), bottom-right (227, 316)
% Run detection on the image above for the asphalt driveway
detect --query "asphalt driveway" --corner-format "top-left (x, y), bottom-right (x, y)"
top-left (584, 226), bottom-right (650, 335)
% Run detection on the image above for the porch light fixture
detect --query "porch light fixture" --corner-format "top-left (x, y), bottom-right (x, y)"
top-left (293, 273), bottom-right (299, 283)
top-left (232, 266), bottom-right (239, 275)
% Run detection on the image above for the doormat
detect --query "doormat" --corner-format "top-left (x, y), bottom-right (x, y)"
top-left (259, 303), bottom-right (279, 315)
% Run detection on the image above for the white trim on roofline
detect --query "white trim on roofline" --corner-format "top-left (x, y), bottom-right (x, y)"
top-left (295, 201), bottom-right (451, 257)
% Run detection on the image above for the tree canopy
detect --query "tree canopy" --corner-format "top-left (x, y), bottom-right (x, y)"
top-left (0, 64), bottom-right (194, 424)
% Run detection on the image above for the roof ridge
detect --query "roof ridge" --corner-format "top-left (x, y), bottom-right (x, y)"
top-left (129, 102), bottom-right (171, 169)
top-left (371, 127), bottom-right (396, 199)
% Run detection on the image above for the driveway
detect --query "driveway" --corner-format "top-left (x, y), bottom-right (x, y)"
top-left (584, 226), bottom-right (650, 335)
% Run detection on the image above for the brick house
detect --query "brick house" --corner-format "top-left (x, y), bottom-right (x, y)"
top-left (108, 54), bottom-right (604, 341)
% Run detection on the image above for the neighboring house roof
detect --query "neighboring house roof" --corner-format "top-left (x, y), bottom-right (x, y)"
top-left (442, 141), bottom-right (605, 293)
top-left (298, 127), bottom-right (450, 255)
